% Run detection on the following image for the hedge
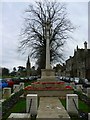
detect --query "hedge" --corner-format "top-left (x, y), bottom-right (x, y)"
top-left (2, 89), bottom-right (24, 116)
top-left (74, 90), bottom-right (90, 105)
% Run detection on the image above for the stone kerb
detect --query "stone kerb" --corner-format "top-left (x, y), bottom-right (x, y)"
top-left (66, 94), bottom-right (78, 114)
top-left (3, 87), bottom-right (11, 99)
top-left (87, 88), bottom-right (90, 97)
top-left (13, 85), bottom-right (20, 93)
top-left (26, 94), bottom-right (38, 116)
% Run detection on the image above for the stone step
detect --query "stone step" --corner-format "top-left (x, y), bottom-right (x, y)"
top-left (7, 113), bottom-right (31, 120)
top-left (36, 97), bottom-right (71, 120)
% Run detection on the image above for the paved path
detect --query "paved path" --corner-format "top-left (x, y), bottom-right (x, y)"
top-left (37, 97), bottom-right (71, 120)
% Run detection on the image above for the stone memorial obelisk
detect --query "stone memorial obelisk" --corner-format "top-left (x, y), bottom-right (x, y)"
top-left (41, 19), bottom-right (55, 81)
top-left (45, 20), bottom-right (50, 70)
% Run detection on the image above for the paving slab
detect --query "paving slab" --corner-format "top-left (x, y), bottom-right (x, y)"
top-left (7, 113), bottom-right (31, 120)
top-left (37, 97), bottom-right (71, 120)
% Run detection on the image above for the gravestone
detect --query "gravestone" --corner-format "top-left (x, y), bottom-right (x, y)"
top-left (3, 88), bottom-right (11, 99)
top-left (26, 94), bottom-right (37, 116)
top-left (66, 94), bottom-right (78, 114)
top-left (13, 85), bottom-right (20, 93)
top-left (87, 88), bottom-right (90, 97)
top-left (19, 82), bottom-right (24, 89)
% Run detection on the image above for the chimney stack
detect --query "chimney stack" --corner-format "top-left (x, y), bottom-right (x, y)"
top-left (84, 41), bottom-right (87, 51)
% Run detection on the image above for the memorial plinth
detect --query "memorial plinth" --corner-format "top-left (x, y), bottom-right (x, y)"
top-left (40, 69), bottom-right (56, 82)
top-left (24, 81), bottom-right (73, 97)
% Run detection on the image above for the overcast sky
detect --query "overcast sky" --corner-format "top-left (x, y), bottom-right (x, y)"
top-left (0, 0), bottom-right (89, 71)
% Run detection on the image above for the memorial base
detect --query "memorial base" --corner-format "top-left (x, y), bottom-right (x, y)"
top-left (39, 69), bottom-right (56, 82)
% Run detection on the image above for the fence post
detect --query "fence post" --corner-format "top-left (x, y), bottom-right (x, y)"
top-left (26, 94), bottom-right (37, 116)
top-left (87, 88), bottom-right (90, 97)
top-left (3, 87), bottom-right (11, 99)
top-left (19, 82), bottom-right (24, 90)
top-left (13, 85), bottom-right (20, 93)
top-left (66, 94), bottom-right (78, 114)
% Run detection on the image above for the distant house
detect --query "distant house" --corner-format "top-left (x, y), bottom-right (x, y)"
top-left (72, 41), bottom-right (90, 79)
top-left (61, 41), bottom-right (90, 80)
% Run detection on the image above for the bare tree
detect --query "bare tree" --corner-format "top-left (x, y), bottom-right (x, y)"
top-left (19, 1), bottom-right (74, 69)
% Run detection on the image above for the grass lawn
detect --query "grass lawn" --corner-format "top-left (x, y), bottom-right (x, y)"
top-left (2, 98), bottom-right (26, 120)
top-left (2, 96), bottom-right (40, 120)
top-left (60, 98), bottom-right (90, 113)
top-left (60, 98), bottom-right (90, 120)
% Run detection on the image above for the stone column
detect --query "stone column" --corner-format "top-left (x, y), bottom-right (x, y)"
top-left (26, 94), bottom-right (37, 115)
top-left (13, 85), bottom-right (20, 93)
top-left (87, 88), bottom-right (90, 97)
top-left (19, 82), bottom-right (24, 89)
top-left (46, 20), bottom-right (50, 69)
top-left (3, 88), bottom-right (11, 99)
top-left (66, 94), bottom-right (78, 114)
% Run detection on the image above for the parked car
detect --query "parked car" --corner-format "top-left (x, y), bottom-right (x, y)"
top-left (65, 77), bottom-right (70, 82)
top-left (28, 76), bottom-right (38, 81)
top-left (0, 79), bottom-right (8, 88)
top-left (5, 78), bottom-right (14, 87)
top-left (74, 77), bottom-right (80, 84)
top-left (70, 77), bottom-right (74, 82)
top-left (81, 78), bottom-right (90, 88)
top-left (12, 77), bottom-right (21, 84)
top-left (60, 76), bottom-right (63, 80)
top-left (62, 77), bottom-right (70, 83)
top-left (56, 76), bottom-right (60, 81)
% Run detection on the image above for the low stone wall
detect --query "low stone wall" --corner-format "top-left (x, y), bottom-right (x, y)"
top-left (24, 90), bottom-right (73, 97)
